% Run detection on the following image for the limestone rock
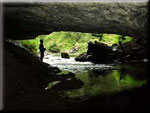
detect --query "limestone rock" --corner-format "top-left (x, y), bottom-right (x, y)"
top-left (3, 2), bottom-right (148, 43)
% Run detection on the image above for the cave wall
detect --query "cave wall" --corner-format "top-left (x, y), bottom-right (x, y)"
top-left (3, 2), bottom-right (148, 40)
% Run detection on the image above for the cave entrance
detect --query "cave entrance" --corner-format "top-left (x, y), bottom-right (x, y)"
top-left (11, 31), bottom-right (140, 75)
top-left (14, 31), bottom-right (133, 58)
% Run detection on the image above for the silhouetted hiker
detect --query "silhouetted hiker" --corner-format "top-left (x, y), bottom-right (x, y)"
top-left (118, 36), bottom-right (126, 53)
top-left (39, 40), bottom-right (46, 61)
top-left (118, 37), bottom-right (126, 62)
top-left (119, 40), bottom-right (124, 52)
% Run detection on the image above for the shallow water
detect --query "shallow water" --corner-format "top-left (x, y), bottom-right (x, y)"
top-left (64, 69), bottom-right (146, 98)
top-left (43, 54), bottom-right (147, 99)
top-left (43, 54), bottom-right (116, 73)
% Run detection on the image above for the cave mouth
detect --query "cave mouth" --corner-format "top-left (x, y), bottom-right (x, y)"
top-left (9, 31), bottom-right (147, 94)
top-left (9, 31), bottom-right (148, 74)
top-left (12, 31), bottom-right (133, 57)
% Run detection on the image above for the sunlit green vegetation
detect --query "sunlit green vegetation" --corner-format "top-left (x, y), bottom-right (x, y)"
top-left (16, 31), bottom-right (133, 56)
top-left (100, 34), bottom-right (132, 46)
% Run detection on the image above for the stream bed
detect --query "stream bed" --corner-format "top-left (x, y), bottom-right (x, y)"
top-left (43, 54), bottom-right (147, 101)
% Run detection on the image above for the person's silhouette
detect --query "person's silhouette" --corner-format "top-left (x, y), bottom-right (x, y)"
top-left (39, 40), bottom-right (46, 61)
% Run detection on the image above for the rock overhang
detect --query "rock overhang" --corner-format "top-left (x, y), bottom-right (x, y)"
top-left (3, 2), bottom-right (149, 40)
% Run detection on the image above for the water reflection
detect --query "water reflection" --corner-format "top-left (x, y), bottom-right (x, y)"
top-left (64, 69), bottom-right (146, 98)
top-left (44, 55), bottom-right (147, 99)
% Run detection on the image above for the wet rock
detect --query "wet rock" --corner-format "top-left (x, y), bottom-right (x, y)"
top-left (76, 41), bottom-right (113, 63)
top-left (76, 40), bottom-right (148, 63)
top-left (51, 77), bottom-right (84, 90)
top-left (75, 52), bottom-right (91, 61)
top-left (45, 57), bottom-right (49, 59)
top-left (47, 66), bottom-right (61, 74)
top-left (61, 52), bottom-right (70, 59)
top-left (56, 72), bottom-right (75, 81)
top-left (87, 41), bottom-right (112, 55)
top-left (47, 71), bottom-right (84, 90)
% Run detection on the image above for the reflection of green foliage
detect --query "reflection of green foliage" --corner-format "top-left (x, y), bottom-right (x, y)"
top-left (64, 70), bottom-right (146, 98)
top-left (120, 75), bottom-right (146, 88)
top-left (58, 70), bottom-right (70, 75)
top-left (112, 70), bottom-right (120, 82)
top-left (16, 31), bottom-right (133, 56)
top-left (48, 81), bottom-right (61, 89)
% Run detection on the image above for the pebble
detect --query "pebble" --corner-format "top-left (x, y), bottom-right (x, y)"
top-left (143, 58), bottom-right (148, 62)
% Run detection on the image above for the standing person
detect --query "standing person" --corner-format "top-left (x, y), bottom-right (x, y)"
top-left (118, 37), bottom-right (126, 62)
top-left (118, 36), bottom-right (126, 53)
top-left (39, 40), bottom-right (46, 61)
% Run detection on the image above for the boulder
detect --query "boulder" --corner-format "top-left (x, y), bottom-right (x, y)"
top-left (87, 41), bottom-right (112, 56)
top-left (61, 52), bottom-right (70, 59)
top-left (75, 52), bottom-right (91, 61)
top-left (81, 41), bottom-right (113, 63)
